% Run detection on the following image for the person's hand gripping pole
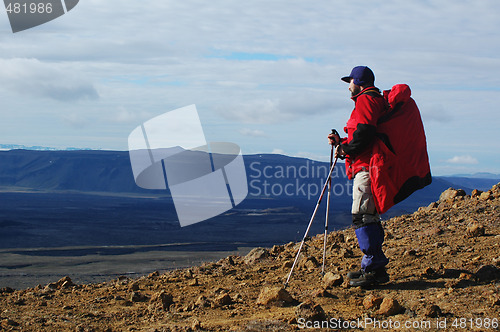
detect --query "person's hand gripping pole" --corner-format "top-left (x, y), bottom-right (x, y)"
top-left (328, 129), bottom-right (346, 159)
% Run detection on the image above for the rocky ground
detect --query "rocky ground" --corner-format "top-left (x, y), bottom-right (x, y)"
top-left (1, 185), bottom-right (499, 331)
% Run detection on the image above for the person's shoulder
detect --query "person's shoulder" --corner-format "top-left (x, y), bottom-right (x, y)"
top-left (358, 91), bottom-right (384, 107)
top-left (356, 89), bottom-right (386, 112)
top-left (361, 87), bottom-right (383, 99)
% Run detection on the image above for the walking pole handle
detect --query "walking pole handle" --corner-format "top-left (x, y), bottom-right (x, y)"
top-left (329, 129), bottom-right (340, 147)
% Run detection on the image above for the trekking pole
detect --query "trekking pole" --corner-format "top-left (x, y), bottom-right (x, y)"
top-left (284, 154), bottom-right (339, 289)
top-left (321, 130), bottom-right (337, 275)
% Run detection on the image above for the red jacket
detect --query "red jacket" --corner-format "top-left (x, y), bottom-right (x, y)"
top-left (341, 84), bottom-right (432, 214)
top-left (341, 86), bottom-right (386, 179)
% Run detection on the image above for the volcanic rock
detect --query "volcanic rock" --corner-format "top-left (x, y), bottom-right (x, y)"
top-left (363, 294), bottom-right (383, 310)
top-left (475, 265), bottom-right (500, 282)
top-left (479, 191), bottom-right (492, 201)
top-left (187, 278), bottom-right (199, 286)
top-left (377, 297), bottom-right (403, 316)
top-left (295, 300), bottom-right (326, 321)
top-left (0, 287), bottom-right (15, 294)
top-left (191, 319), bottom-right (201, 330)
top-left (426, 201), bottom-right (439, 211)
top-left (311, 288), bottom-right (331, 298)
top-left (1, 319), bottom-right (19, 328)
top-left (299, 256), bottom-right (319, 271)
top-left (129, 291), bottom-right (148, 302)
top-left (129, 281), bottom-right (140, 291)
top-left (195, 295), bottom-right (209, 308)
top-left (471, 189), bottom-right (482, 198)
top-left (323, 272), bottom-right (343, 288)
top-left (440, 188), bottom-right (466, 201)
top-left (256, 287), bottom-right (295, 307)
top-left (425, 304), bottom-right (443, 318)
top-left (493, 257), bottom-right (500, 266)
top-left (420, 227), bottom-right (443, 237)
top-left (466, 222), bottom-right (486, 238)
top-left (55, 276), bottom-right (75, 289)
top-left (244, 248), bottom-right (269, 265)
top-left (151, 290), bottom-right (173, 310)
top-left (211, 293), bottom-right (233, 308)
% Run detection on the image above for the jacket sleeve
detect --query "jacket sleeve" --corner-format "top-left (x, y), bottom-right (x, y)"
top-left (341, 123), bottom-right (376, 156)
top-left (341, 94), bottom-right (382, 156)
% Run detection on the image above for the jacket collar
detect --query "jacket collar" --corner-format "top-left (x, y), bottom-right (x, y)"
top-left (351, 86), bottom-right (381, 101)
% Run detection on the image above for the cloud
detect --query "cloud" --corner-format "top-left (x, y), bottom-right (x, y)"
top-left (420, 105), bottom-right (453, 124)
top-left (0, 58), bottom-right (99, 102)
top-left (0, 0), bottom-right (499, 176)
top-left (239, 128), bottom-right (267, 137)
top-left (111, 106), bottom-right (153, 124)
top-left (271, 149), bottom-right (285, 155)
top-left (215, 93), bottom-right (345, 124)
top-left (446, 155), bottom-right (479, 165)
top-left (216, 99), bottom-right (281, 124)
top-left (61, 113), bottom-right (90, 128)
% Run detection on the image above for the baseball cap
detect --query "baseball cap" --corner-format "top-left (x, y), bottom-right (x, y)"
top-left (341, 66), bottom-right (375, 86)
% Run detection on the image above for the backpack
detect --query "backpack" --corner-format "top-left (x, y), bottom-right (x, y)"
top-left (369, 84), bottom-right (432, 214)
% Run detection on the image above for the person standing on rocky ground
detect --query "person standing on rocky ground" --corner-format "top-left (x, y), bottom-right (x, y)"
top-left (328, 66), bottom-right (390, 287)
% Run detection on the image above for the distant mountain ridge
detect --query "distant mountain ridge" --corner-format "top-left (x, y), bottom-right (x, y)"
top-left (0, 144), bottom-right (91, 151)
top-left (439, 176), bottom-right (500, 192)
top-left (0, 149), bottom-right (495, 200)
top-left (0, 149), bottom-right (147, 194)
top-left (451, 172), bottom-right (500, 179)
top-left (0, 149), bottom-right (497, 252)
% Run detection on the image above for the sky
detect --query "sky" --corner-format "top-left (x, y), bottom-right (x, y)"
top-left (0, 0), bottom-right (499, 176)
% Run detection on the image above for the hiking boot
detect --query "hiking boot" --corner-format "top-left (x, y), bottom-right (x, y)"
top-left (349, 268), bottom-right (389, 287)
top-left (346, 269), bottom-right (363, 279)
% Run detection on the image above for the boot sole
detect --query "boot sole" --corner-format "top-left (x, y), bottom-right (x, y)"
top-left (349, 275), bottom-right (389, 287)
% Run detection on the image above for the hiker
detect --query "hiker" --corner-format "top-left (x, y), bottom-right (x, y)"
top-left (328, 66), bottom-right (431, 287)
top-left (328, 66), bottom-right (389, 287)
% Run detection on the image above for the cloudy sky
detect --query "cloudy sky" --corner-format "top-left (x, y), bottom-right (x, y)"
top-left (0, 0), bottom-right (499, 175)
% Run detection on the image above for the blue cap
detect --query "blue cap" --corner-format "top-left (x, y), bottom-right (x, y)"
top-left (341, 66), bottom-right (375, 86)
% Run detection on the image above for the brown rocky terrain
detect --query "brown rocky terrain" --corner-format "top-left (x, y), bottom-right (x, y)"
top-left (1, 184), bottom-right (499, 331)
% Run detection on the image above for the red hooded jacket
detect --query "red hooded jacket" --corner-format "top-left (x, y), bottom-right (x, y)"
top-left (342, 86), bottom-right (386, 179)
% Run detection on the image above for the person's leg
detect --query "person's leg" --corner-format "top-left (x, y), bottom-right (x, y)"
top-left (350, 171), bottom-right (388, 284)
top-left (354, 222), bottom-right (388, 272)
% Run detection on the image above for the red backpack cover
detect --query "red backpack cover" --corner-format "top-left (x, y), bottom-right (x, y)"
top-left (369, 84), bottom-right (432, 214)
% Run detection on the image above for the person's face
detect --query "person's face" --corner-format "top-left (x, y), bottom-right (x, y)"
top-left (349, 79), bottom-right (361, 97)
